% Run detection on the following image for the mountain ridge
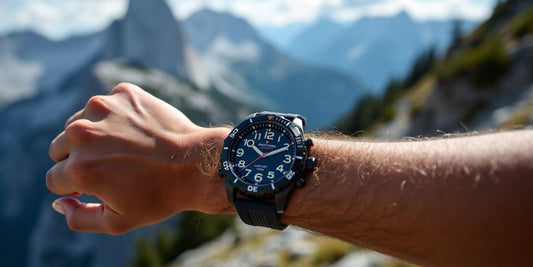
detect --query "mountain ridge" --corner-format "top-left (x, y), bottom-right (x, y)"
top-left (184, 8), bottom-right (368, 129)
top-left (286, 12), bottom-right (477, 93)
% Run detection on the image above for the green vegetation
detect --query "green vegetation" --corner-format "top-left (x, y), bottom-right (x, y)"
top-left (436, 37), bottom-right (509, 87)
top-left (338, 0), bottom-right (533, 134)
top-left (130, 212), bottom-right (235, 267)
top-left (510, 6), bottom-right (533, 38)
top-left (338, 47), bottom-right (436, 134)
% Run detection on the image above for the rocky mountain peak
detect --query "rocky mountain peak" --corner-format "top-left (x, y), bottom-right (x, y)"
top-left (126, 0), bottom-right (175, 26)
top-left (104, 0), bottom-right (192, 80)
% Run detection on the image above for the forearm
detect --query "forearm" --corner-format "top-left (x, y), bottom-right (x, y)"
top-left (281, 130), bottom-right (533, 266)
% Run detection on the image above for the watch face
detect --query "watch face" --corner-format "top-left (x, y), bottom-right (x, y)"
top-left (230, 123), bottom-right (296, 185)
top-left (221, 114), bottom-right (306, 197)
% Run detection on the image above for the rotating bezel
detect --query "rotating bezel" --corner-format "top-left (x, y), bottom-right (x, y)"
top-left (220, 113), bottom-right (308, 198)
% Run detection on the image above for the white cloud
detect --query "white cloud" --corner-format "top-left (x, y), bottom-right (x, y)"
top-left (0, 0), bottom-right (127, 40)
top-left (0, 0), bottom-right (496, 39)
top-left (173, 0), bottom-right (497, 25)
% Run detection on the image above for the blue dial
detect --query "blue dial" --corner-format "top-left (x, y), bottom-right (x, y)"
top-left (229, 123), bottom-right (297, 186)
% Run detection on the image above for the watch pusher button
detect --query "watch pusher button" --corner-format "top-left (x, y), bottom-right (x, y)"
top-left (305, 157), bottom-right (316, 172)
top-left (296, 178), bottom-right (306, 188)
top-left (304, 138), bottom-right (314, 149)
top-left (217, 168), bottom-right (225, 177)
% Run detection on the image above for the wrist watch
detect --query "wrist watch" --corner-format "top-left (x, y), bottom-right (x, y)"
top-left (218, 112), bottom-right (315, 230)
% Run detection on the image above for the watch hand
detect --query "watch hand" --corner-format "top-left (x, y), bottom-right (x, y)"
top-left (242, 153), bottom-right (266, 170)
top-left (251, 145), bottom-right (263, 156)
top-left (264, 145), bottom-right (290, 157)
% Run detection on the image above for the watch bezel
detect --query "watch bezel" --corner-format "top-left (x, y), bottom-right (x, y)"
top-left (220, 113), bottom-right (308, 198)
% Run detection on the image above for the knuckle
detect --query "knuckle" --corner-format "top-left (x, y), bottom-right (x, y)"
top-left (48, 141), bottom-right (56, 160)
top-left (111, 82), bottom-right (136, 95)
top-left (64, 111), bottom-right (81, 129)
top-left (64, 120), bottom-right (96, 143)
top-left (86, 95), bottom-right (111, 113)
top-left (64, 160), bottom-right (93, 187)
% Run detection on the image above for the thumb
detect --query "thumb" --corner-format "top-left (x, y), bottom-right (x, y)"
top-left (52, 197), bottom-right (127, 235)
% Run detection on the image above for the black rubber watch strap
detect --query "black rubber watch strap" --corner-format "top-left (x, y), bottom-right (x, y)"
top-left (234, 198), bottom-right (287, 230)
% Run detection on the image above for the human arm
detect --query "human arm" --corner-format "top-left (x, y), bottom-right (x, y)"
top-left (46, 83), bottom-right (533, 266)
top-left (282, 131), bottom-right (533, 266)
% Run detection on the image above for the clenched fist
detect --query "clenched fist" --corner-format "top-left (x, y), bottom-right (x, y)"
top-left (47, 83), bottom-right (231, 235)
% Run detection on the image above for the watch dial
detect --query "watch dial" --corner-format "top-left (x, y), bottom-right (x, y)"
top-left (230, 123), bottom-right (296, 186)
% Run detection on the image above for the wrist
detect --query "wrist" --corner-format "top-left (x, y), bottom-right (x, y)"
top-left (180, 126), bottom-right (235, 215)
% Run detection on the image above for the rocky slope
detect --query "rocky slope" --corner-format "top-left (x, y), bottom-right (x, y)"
top-left (171, 219), bottom-right (408, 267)
top-left (373, 0), bottom-right (533, 139)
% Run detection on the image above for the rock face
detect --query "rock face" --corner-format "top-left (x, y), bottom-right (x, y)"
top-left (184, 9), bottom-right (368, 129)
top-left (105, 0), bottom-right (188, 78)
top-left (0, 0), bottom-right (252, 266)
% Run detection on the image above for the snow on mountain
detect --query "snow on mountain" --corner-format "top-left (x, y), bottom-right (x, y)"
top-left (184, 9), bottom-right (367, 129)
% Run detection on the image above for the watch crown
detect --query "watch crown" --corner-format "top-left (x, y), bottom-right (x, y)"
top-left (296, 178), bottom-right (306, 188)
top-left (305, 157), bottom-right (316, 172)
top-left (304, 138), bottom-right (314, 149)
top-left (217, 168), bottom-right (225, 178)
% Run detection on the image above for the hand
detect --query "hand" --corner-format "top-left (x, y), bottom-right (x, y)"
top-left (251, 145), bottom-right (263, 156)
top-left (242, 152), bottom-right (266, 170)
top-left (264, 144), bottom-right (290, 157)
top-left (46, 83), bottom-right (231, 235)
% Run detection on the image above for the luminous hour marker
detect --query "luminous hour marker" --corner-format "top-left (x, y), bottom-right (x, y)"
top-left (271, 183), bottom-right (275, 190)
top-left (234, 178), bottom-right (239, 183)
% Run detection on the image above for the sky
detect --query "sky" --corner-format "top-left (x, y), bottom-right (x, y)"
top-left (0, 0), bottom-right (498, 40)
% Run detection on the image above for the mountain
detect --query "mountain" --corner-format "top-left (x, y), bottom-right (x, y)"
top-left (184, 9), bottom-right (367, 129)
top-left (339, 0), bottom-right (533, 139)
top-left (285, 19), bottom-right (347, 63)
top-left (256, 22), bottom-right (310, 50)
top-left (286, 12), bottom-right (477, 93)
top-left (0, 0), bottom-right (256, 266)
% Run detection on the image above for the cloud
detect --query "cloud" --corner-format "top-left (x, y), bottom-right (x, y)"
top-left (0, 0), bottom-right (127, 39)
top-left (173, 0), bottom-right (497, 25)
top-left (0, 0), bottom-right (496, 39)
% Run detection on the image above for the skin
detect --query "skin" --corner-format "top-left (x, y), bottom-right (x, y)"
top-left (47, 83), bottom-right (533, 266)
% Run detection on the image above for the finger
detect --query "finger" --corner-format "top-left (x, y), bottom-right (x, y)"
top-left (46, 160), bottom-right (78, 195)
top-left (52, 198), bottom-right (127, 235)
top-left (49, 131), bottom-right (70, 162)
top-left (65, 109), bottom-right (84, 129)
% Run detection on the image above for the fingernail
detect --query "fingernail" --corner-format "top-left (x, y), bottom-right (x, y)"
top-left (52, 200), bottom-right (65, 215)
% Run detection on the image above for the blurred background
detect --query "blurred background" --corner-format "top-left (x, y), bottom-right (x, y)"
top-left (1, 0), bottom-right (532, 266)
